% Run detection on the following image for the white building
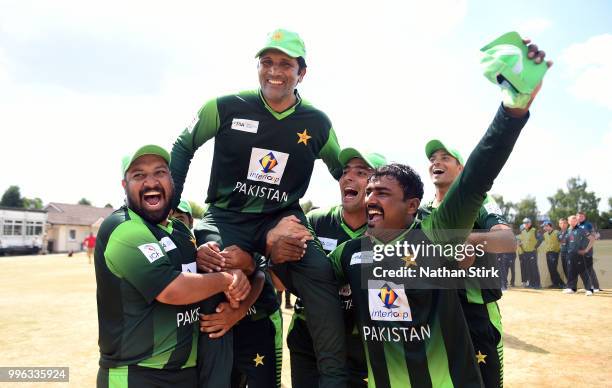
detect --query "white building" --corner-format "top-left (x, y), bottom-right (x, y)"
top-left (0, 206), bottom-right (47, 254)
top-left (45, 203), bottom-right (114, 253)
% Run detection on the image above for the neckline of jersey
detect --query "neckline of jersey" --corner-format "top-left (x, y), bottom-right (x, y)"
top-left (335, 205), bottom-right (367, 239)
top-left (258, 89), bottom-right (302, 120)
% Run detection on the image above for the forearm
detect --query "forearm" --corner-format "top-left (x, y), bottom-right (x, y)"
top-left (170, 133), bottom-right (195, 207)
top-left (469, 230), bottom-right (517, 254)
top-left (157, 272), bottom-right (230, 305)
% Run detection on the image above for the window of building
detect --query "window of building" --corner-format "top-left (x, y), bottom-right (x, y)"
top-left (3, 220), bottom-right (14, 236)
top-left (69, 229), bottom-right (76, 240)
top-left (26, 222), bottom-right (44, 236)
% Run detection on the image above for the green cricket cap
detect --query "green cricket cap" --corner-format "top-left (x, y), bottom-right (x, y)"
top-left (176, 199), bottom-right (193, 217)
top-left (255, 28), bottom-right (306, 60)
top-left (121, 144), bottom-right (171, 176)
top-left (338, 147), bottom-right (387, 169)
top-left (425, 140), bottom-right (464, 165)
top-left (480, 31), bottom-right (548, 95)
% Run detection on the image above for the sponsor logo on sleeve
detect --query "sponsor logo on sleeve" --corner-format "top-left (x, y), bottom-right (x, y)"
top-left (181, 262), bottom-right (197, 273)
top-left (232, 118), bottom-right (259, 133)
top-left (350, 251), bottom-right (374, 266)
top-left (159, 237), bottom-right (177, 252)
top-left (246, 147), bottom-right (289, 186)
top-left (137, 243), bottom-right (165, 263)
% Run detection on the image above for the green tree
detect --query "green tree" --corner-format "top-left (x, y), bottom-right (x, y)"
top-left (598, 197), bottom-right (612, 229)
top-left (104, 203), bottom-right (114, 208)
top-left (78, 198), bottom-right (92, 206)
top-left (547, 177), bottom-right (600, 224)
top-left (1, 186), bottom-right (23, 207)
top-left (514, 196), bottom-right (539, 228)
top-left (490, 194), bottom-right (515, 224)
top-left (23, 197), bottom-right (43, 209)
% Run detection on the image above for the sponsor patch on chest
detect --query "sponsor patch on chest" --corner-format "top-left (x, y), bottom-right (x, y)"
top-left (246, 147), bottom-right (290, 186)
top-left (367, 281), bottom-right (412, 322)
top-left (231, 118), bottom-right (259, 133)
top-left (319, 237), bottom-right (338, 252)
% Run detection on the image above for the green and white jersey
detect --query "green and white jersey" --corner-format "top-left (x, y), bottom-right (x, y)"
top-left (171, 89), bottom-right (342, 214)
top-left (295, 205), bottom-right (366, 324)
top-left (420, 195), bottom-right (507, 304)
top-left (329, 105), bottom-right (528, 387)
top-left (95, 207), bottom-right (199, 370)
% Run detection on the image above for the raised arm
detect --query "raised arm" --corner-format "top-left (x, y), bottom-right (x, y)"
top-left (170, 98), bottom-right (220, 207)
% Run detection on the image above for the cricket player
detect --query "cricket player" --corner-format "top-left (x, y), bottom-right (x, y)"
top-left (170, 29), bottom-right (347, 386)
top-left (95, 145), bottom-right (250, 387)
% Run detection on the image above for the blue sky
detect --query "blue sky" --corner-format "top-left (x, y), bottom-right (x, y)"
top-left (1, 0), bottom-right (610, 217)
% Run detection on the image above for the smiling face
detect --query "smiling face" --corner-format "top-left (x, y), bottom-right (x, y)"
top-left (258, 49), bottom-right (305, 110)
top-left (339, 158), bottom-right (372, 214)
top-left (365, 175), bottom-right (420, 240)
top-left (122, 154), bottom-right (174, 225)
top-left (428, 149), bottom-right (463, 188)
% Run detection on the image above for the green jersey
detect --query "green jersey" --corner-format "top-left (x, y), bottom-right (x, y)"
top-left (330, 105), bottom-right (528, 387)
top-left (295, 205), bottom-right (366, 324)
top-left (95, 207), bottom-right (199, 370)
top-left (420, 195), bottom-right (507, 304)
top-left (170, 89), bottom-right (342, 214)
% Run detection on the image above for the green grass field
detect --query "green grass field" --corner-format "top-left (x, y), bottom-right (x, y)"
top-left (0, 241), bottom-right (611, 387)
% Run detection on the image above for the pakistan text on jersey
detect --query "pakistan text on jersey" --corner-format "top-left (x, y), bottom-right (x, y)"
top-left (234, 181), bottom-right (289, 203)
top-left (363, 324), bottom-right (431, 343)
top-left (176, 307), bottom-right (200, 327)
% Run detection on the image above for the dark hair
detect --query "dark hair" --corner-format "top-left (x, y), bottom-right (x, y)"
top-left (297, 57), bottom-right (307, 73)
top-left (559, 217), bottom-right (567, 222)
top-left (370, 163), bottom-right (424, 201)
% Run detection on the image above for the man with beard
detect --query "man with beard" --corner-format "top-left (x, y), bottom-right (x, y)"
top-left (95, 145), bottom-right (250, 387)
top-left (421, 140), bottom-right (515, 388)
top-left (269, 148), bottom-right (386, 388)
top-left (327, 39), bottom-right (550, 386)
top-left (170, 29), bottom-right (348, 386)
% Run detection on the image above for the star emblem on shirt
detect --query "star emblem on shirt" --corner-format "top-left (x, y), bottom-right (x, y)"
top-left (253, 353), bottom-right (265, 367)
top-left (297, 129), bottom-right (311, 145)
top-left (401, 254), bottom-right (417, 267)
top-left (476, 350), bottom-right (487, 364)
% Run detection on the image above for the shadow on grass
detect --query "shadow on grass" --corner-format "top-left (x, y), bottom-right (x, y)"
top-left (504, 333), bottom-right (549, 354)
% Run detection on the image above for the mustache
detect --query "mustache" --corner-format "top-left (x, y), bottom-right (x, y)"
top-left (366, 204), bottom-right (384, 214)
top-left (140, 185), bottom-right (165, 197)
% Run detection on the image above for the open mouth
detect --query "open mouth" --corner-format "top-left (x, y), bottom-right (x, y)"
top-left (142, 190), bottom-right (163, 207)
top-left (267, 79), bottom-right (284, 86)
top-left (432, 168), bottom-right (445, 175)
top-left (367, 206), bottom-right (384, 222)
top-left (343, 187), bottom-right (359, 200)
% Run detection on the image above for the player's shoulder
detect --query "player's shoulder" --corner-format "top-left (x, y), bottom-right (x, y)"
top-left (104, 208), bottom-right (155, 243)
top-left (307, 205), bottom-right (338, 223)
top-left (299, 97), bottom-right (332, 122)
top-left (214, 89), bottom-right (259, 105)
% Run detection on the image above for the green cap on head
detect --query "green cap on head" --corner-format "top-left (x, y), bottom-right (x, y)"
top-left (176, 199), bottom-right (193, 217)
top-left (338, 147), bottom-right (387, 169)
top-left (255, 28), bottom-right (306, 60)
top-left (121, 144), bottom-right (171, 176)
top-left (425, 140), bottom-right (464, 165)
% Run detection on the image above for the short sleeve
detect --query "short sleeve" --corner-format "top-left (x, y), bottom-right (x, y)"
top-left (105, 221), bottom-right (180, 303)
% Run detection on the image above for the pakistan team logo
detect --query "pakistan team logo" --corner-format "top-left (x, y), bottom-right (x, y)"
top-left (259, 152), bottom-right (279, 173)
top-left (378, 284), bottom-right (399, 309)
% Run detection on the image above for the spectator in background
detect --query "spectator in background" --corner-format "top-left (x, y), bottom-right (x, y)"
top-left (577, 211), bottom-right (601, 292)
top-left (498, 250), bottom-right (516, 290)
top-left (518, 218), bottom-right (541, 288)
top-left (558, 218), bottom-right (570, 281)
top-left (542, 221), bottom-right (564, 288)
top-left (517, 225), bottom-right (527, 286)
top-left (564, 215), bottom-right (595, 296)
top-left (83, 232), bottom-right (96, 264)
